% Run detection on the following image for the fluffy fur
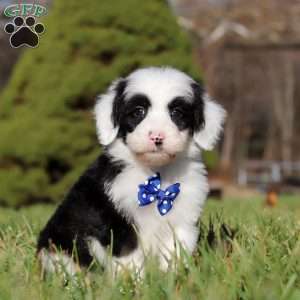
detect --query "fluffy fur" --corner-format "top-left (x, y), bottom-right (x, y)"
top-left (37, 66), bottom-right (226, 275)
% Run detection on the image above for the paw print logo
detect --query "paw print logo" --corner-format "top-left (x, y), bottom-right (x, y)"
top-left (4, 16), bottom-right (45, 48)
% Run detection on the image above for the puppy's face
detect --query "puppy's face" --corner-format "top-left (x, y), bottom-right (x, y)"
top-left (95, 67), bottom-right (226, 167)
top-left (120, 93), bottom-right (192, 166)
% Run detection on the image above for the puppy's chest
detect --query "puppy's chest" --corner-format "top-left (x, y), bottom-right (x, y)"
top-left (108, 162), bottom-right (208, 239)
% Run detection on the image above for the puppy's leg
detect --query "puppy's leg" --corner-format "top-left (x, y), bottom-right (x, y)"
top-left (157, 226), bottom-right (198, 271)
top-left (87, 237), bottom-right (109, 268)
top-left (88, 237), bottom-right (144, 277)
top-left (174, 225), bottom-right (199, 255)
top-left (38, 249), bottom-right (79, 277)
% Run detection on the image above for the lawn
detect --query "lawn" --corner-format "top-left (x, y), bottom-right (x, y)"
top-left (1, 195), bottom-right (300, 300)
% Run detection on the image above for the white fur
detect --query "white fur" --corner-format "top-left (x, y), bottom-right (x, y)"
top-left (193, 94), bottom-right (227, 150)
top-left (126, 67), bottom-right (194, 102)
top-left (94, 80), bottom-right (121, 146)
top-left (39, 249), bottom-right (78, 275)
top-left (89, 139), bottom-right (209, 272)
top-left (88, 237), bottom-right (144, 275)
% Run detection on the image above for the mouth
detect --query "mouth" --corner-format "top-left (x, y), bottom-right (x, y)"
top-left (135, 150), bottom-right (176, 167)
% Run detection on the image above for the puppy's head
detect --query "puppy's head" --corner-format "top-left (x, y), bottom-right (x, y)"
top-left (95, 67), bottom-right (226, 167)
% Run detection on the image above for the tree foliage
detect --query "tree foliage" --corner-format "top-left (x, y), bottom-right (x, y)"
top-left (0, 0), bottom-right (200, 206)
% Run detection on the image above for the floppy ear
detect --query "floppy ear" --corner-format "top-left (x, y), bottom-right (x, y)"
top-left (94, 79), bottom-right (126, 146)
top-left (193, 93), bottom-right (227, 150)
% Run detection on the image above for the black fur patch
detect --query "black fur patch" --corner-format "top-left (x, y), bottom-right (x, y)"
top-left (167, 83), bottom-right (205, 133)
top-left (168, 97), bottom-right (194, 131)
top-left (37, 153), bottom-right (138, 267)
top-left (112, 79), bottom-right (128, 128)
top-left (190, 83), bottom-right (205, 132)
top-left (118, 94), bottom-right (151, 138)
top-left (111, 79), bottom-right (151, 140)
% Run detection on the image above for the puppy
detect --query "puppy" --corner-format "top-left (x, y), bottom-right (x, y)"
top-left (37, 66), bottom-right (226, 275)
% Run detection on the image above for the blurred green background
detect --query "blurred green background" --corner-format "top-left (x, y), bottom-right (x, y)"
top-left (0, 0), bottom-right (200, 207)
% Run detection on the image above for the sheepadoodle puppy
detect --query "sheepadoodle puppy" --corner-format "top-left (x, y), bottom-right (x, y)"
top-left (37, 66), bottom-right (226, 275)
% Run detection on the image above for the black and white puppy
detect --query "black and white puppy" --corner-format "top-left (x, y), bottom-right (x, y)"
top-left (37, 67), bottom-right (226, 274)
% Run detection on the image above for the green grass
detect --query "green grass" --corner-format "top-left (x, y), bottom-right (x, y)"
top-left (1, 196), bottom-right (300, 300)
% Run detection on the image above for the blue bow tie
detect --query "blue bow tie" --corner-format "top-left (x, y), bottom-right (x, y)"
top-left (137, 173), bottom-right (180, 216)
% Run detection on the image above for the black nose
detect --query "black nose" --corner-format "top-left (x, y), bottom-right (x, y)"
top-left (155, 139), bottom-right (163, 146)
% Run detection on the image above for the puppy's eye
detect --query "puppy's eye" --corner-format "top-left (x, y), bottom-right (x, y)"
top-left (130, 106), bottom-right (146, 118)
top-left (170, 108), bottom-right (184, 119)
